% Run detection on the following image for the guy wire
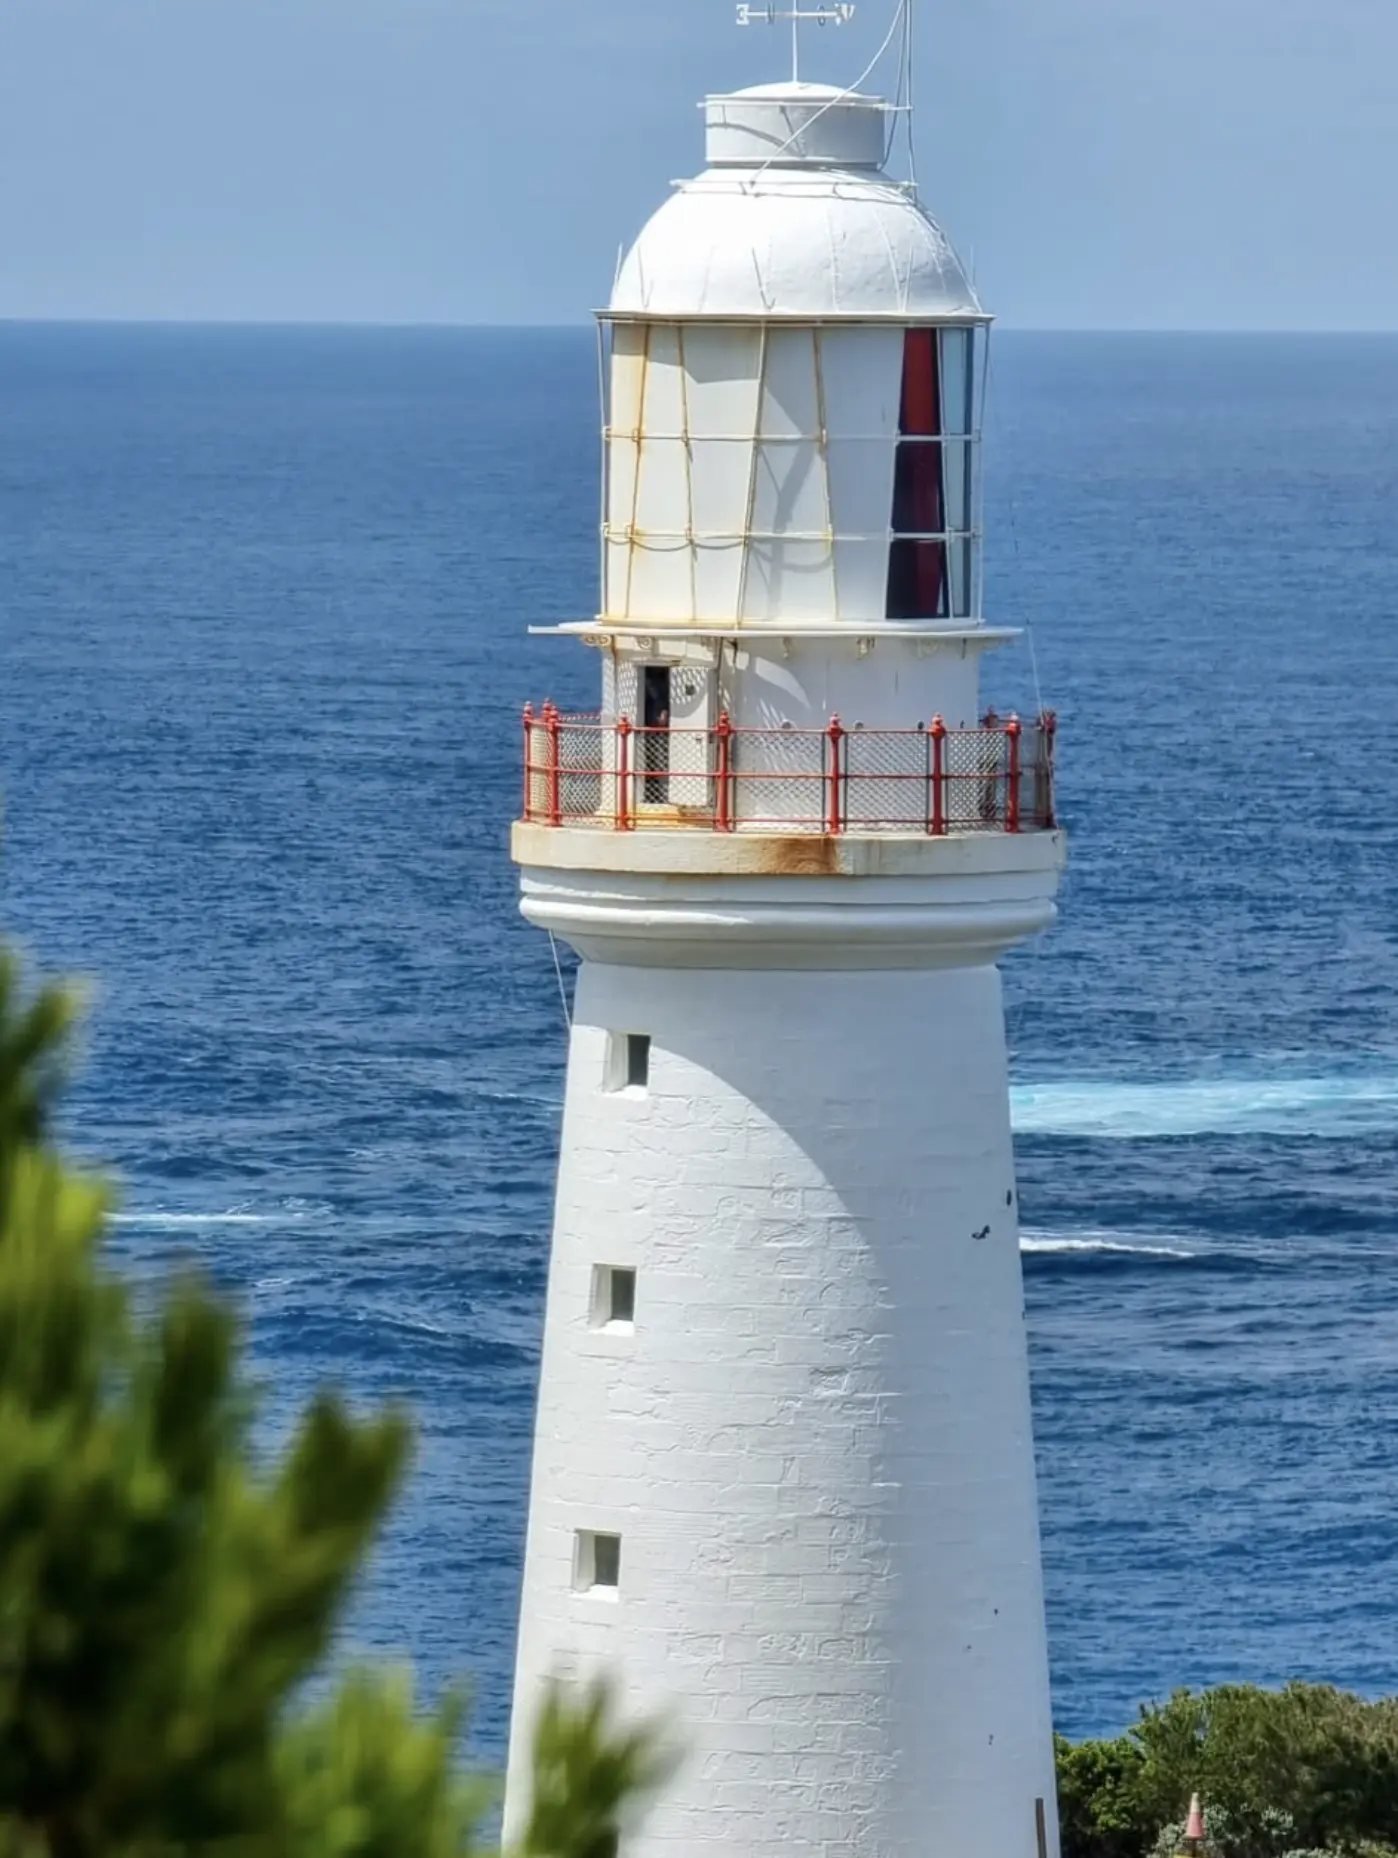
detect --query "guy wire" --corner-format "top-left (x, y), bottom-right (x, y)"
top-left (548, 930), bottom-right (573, 1030)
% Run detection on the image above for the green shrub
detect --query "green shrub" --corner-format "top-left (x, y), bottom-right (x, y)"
top-left (1059, 1684), bottom-right (1398, 1858)
top-left (1056, 1731), bottom-right (1148, 1858)
top-left (0, 948), bottom-right (660, 1858)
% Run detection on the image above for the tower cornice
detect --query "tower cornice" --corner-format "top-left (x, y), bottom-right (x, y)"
top-left (516, 834), bottom-right (1064, 970)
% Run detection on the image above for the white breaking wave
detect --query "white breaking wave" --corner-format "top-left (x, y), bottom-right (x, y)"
top-left (1019, 1230), bottom-right (1197, 1260)
top-left (1010, 1075), bottom-right (1398, 1139)
top-left (111, 1210), bottom-right (291, 1229)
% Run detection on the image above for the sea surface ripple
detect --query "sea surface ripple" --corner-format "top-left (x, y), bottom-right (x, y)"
top-left (3, 325), bottom-right (1398, 1748)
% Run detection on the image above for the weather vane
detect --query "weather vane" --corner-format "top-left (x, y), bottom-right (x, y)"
top-left (735, 3), bottom-right (857, 83)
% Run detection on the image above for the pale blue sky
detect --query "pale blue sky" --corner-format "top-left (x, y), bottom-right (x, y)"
top-left (1, 0), bottom-right (1394, 329)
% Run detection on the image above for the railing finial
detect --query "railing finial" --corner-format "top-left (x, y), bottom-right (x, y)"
top-left (928, 713), bottom-right (946, 837)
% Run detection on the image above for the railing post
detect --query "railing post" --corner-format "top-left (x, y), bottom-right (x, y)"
top-left (825, 715), bottom-right (845, 835)
top-left (1039, 708), bottom-right (1057, 828)
top-left (928, 714), bottom-right (946, 836)
top-left (522, 702), bottom-right (535, 821)
top-left (1005, 713), bottom-right (1022, 834)
top-left (544, 700), bottom-right (562, 827)
top-left (616, 715), bottom-right (633, 831)
top-left (714, 710), bottom-right (735, 832)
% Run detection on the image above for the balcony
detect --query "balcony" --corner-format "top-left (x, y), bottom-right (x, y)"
top-left (521, 707), bottom-right (1057, 837)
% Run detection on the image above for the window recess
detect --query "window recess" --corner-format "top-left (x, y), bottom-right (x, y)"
top-left (591, 1266), bottom-right (637, 1331)
top-left (605, 1032), bottom-right (651, 1095)
top-left (574, 1530), bottom-right (622, 1595)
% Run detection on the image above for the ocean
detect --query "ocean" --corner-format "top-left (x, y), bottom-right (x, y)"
top-left (2, 323), bottom-right (1397, 1751)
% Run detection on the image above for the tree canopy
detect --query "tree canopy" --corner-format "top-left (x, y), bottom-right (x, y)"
top-left (1058, 1683), bottom-right (1398, 1858)
top-left (0, 948), bottom-right (664, 1858)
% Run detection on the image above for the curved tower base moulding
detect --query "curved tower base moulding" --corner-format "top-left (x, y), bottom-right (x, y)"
top-left (517, 835), bottom-right (1064, 972)
top-left (502, 953), bottom-right (1058, 1858)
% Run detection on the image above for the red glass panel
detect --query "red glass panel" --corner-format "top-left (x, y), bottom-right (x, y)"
top-left (892, 436), bottom-right (944, 534)
top-left (900, 327), bottom-right (940, 436)
top-left (912, 537), bottom-right (946, 612)
top-left (887, 328), bottom-right (947, 618)
top-left (887, 538), bottom-right (947, 619)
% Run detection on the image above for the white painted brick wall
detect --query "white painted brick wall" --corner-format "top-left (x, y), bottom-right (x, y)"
top-left (503, 960), bottom-right (1058, 1858)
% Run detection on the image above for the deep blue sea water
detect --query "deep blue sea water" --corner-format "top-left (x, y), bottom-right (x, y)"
top-left (3, 324), bottom-right (1398, 1752)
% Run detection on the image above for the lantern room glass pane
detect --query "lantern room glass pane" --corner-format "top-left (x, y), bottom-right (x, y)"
top-left (681, 325), bottom-right (761, 438)
top-left (899, 328), bottom-right (940, 436)
top-left (946, 537), bottom-right (972, 619)
top-left (892, 441), bottom-right (943, 534)
top-left (759, 327), bottom-right (820, 439)
top-left (942, 436), bottom-right (973, 538)
top-left (886, 326), bottom-right (979, 622)
top-left (608, 323), bottom-right (649, 434)
top-left (939, 327), bottom-right (975, 436)
top-left (887, 539), bottom-right (947, 619)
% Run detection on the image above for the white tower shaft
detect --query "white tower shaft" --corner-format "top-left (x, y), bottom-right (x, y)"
top-left (504, 955), bottom-right (1057, 1855)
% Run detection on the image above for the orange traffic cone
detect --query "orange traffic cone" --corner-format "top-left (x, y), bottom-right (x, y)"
top-left (1185, 1795), bottom-right (1206, 1846)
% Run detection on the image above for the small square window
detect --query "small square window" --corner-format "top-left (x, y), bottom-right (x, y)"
top-left (591, 1265), bottom-right (636, 1329)
top-left (605, 1032), bottom-right (650, 1095)
top-left (574, 1530), bottom-right (622, 1595)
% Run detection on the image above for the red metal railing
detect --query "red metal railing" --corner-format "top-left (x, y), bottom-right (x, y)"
top-left (520, 705), bottom-right (1058, 837)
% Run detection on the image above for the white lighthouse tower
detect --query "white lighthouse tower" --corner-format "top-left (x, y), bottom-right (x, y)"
top-left (503, 27), bottom-right (1067, 1856)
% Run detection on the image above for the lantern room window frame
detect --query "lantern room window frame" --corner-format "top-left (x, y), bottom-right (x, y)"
top-left (595, 314), bottom-right (986, 629)
top-left (885, 325), bottom-right (982, 623)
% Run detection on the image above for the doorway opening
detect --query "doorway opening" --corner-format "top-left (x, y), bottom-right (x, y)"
top-left (641, 665), bottom-right (670, 803)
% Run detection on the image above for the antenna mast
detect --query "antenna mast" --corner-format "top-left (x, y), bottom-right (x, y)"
top-left (735, 3), bottom-right (858, 83)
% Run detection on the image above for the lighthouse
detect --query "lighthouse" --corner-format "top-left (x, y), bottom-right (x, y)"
top-left (503, 40), bottom-right (1066, 1858)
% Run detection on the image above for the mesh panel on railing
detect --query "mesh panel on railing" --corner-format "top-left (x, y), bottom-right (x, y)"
top-left (843, 728), bottom-right (930, 828)
top-left (624, 726), bottom-right (715, 817)
top-left (731, 726), bottom-right (827, 832)
top-left (943, 727), bottom-right (1008, 829)
top-left (525, 722), bottom-right (551, 820)
top-left (558, 721), bottom-right (603, 818)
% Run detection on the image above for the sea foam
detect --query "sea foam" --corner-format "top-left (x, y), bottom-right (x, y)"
top-left (1010, 1076), bottom-right (1398, 1139)
top-left (1019, 1231), bottom-right (1197, 1259)
top-left (110, 1210), bottom-right (291, 1230)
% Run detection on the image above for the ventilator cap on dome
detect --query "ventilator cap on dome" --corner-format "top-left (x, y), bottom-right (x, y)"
top-left (704, 80), bottom-right (888, 169)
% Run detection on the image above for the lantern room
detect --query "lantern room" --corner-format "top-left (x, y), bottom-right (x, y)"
top-left (599, 80), bottom-right (988, 633)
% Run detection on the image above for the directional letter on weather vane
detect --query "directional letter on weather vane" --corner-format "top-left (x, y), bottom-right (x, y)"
top-left (735, 5), bottom-right (857, 28)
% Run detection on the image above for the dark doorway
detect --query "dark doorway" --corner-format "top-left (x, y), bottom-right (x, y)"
top-left (641, 664), bottom-right (670, 803)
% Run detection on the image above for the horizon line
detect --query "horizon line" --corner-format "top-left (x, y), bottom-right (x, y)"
top-left (3, 315), bottom-right (1398, 338)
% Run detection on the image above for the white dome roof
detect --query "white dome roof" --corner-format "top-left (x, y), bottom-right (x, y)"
top-left (609, 83), bottom-right (981, 322)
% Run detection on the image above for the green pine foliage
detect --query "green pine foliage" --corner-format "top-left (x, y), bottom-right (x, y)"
top-left (0, 948), bottom-right (662, 1858)
top-left (514, 1680), bottom-right (676, 1858)
top-left (1058, 1685), bottom-right (1398, 1858)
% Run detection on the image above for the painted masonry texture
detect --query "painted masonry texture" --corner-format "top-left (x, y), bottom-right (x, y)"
top-left (504, 961), bottom-right (1057, 1856)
